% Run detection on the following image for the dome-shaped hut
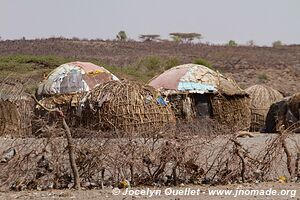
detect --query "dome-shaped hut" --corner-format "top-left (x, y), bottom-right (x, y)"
top-left (83, 80), bottom-right (175, 133)
top-left (148, 64), bottom-right (250, 130)
top-left (35, 62), bottom-right (119, 126)
top-left (245, 84), bottom-right (283, 132)
top-left (37, 61), bottom-right (119, 98)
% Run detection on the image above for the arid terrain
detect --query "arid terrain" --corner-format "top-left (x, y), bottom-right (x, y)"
top-left (0, 38), bottom-right (299, 95)
top-left (0, 39), bottom-right (299, 200)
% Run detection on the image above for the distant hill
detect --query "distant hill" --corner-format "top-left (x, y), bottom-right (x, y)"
top-left (0, 38), bottom-right (299, 95)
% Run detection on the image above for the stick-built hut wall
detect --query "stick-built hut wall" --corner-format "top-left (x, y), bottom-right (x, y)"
top-left (35, 93), bottom-right (84, 128)
top-left (265, 93), bottom-right (300, 133)
top-left (210, 94), bottom-right (250, 131)
top-left (168, 93), bottom-right (213, 119)
top-left (0, 82), bottom-right (33, 137)
top-left (167, 92), bottom-right (250, 130)
top-left (83, 81), bottom-right (176, 133)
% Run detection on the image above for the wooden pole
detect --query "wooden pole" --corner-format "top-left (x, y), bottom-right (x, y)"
top-left (32, 95), bottom-right (81, 190)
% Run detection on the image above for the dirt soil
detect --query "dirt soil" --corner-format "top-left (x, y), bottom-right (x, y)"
top-left (0, 182), bottom-right (299, 200)
top-left (0, 39), bottom-right (299, 95)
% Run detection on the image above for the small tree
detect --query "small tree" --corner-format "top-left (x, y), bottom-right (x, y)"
top-left (272, 40), bottom-right (282, 47)
top-left (247, 40), bottom-right (255, 47)
top-left (170, 35), bottom-right (182, 43)
top-left (139, 34), bottom-right (160, 42)
top-left (169, 32), bottom-right (202, 43)
top-left (228, 40), bottom-right (237, 46)
top-left (116, 31), bottom-right (127, 41)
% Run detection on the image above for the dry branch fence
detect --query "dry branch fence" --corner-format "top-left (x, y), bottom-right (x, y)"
top-left (0, 118), bottom-right (299, 191)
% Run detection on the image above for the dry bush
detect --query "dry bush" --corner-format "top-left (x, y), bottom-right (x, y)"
top-left (0, 117), bottom-right (299, 191)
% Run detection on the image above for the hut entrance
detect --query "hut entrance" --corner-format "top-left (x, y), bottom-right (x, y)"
top-left (192, 94), bottom-right (212, 118)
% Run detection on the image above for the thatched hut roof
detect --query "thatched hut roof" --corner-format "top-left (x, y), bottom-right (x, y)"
top-left (245, 84), bottom-right (283, 131)
top-left (246, 84), bottom-right (283, 116)
top-left (149, 64), bottom-right (246, 96)
top-left (37, 61), bottom-right (119, 97)
top-left (84, 80), bottom-right (175, 133)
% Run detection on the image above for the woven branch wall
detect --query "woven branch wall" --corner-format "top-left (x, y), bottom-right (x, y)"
top-left (0, 98), bottom-right (33, 137)
top-left (211, 94), bottom-right (251, 131)
top-left (85, 81), bottom-right (176, 133)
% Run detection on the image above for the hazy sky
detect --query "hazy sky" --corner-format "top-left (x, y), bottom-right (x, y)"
top-left (1, 0), bottom-right (299, 45)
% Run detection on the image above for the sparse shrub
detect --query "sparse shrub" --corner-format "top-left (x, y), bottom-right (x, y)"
top-left (139, 56), bottom-right (161, 71)
top-left (258, 73), bottom-right (268, 82)
top-left (272, 40), bottom-right (283, 47)
top-left (164, 57), bottom-right (181, 70)
top-left (193, 58), bottom-right (213, 69)
top-left (111, 55), bottom-right (181, 83)
top-left (227, 40), bottom-right (237, 46)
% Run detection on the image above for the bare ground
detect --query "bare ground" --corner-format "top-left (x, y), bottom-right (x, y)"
top-left (1, 182), bottom-right (299, 200)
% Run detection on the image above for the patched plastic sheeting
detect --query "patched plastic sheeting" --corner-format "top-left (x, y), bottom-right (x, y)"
top-left (149, 64), bottom-right (245, 96)
top-left (178, 82), bottom-right (216, 93)
top-left (38, 64), bottom-right (87, 95)
top-left (37, 62), bottom-right (119, 96)
top-left (148, 66), bottom-right (189, 90)
top-left (180, 65), bottom-right (218, 84)
top-left (60, 68), bottom-right (86, 94)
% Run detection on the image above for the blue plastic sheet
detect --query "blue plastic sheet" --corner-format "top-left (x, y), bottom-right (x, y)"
top-left (156, 96), bottom-right (168, 106)
top-left (178, 82), bottom-right (216, 93)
